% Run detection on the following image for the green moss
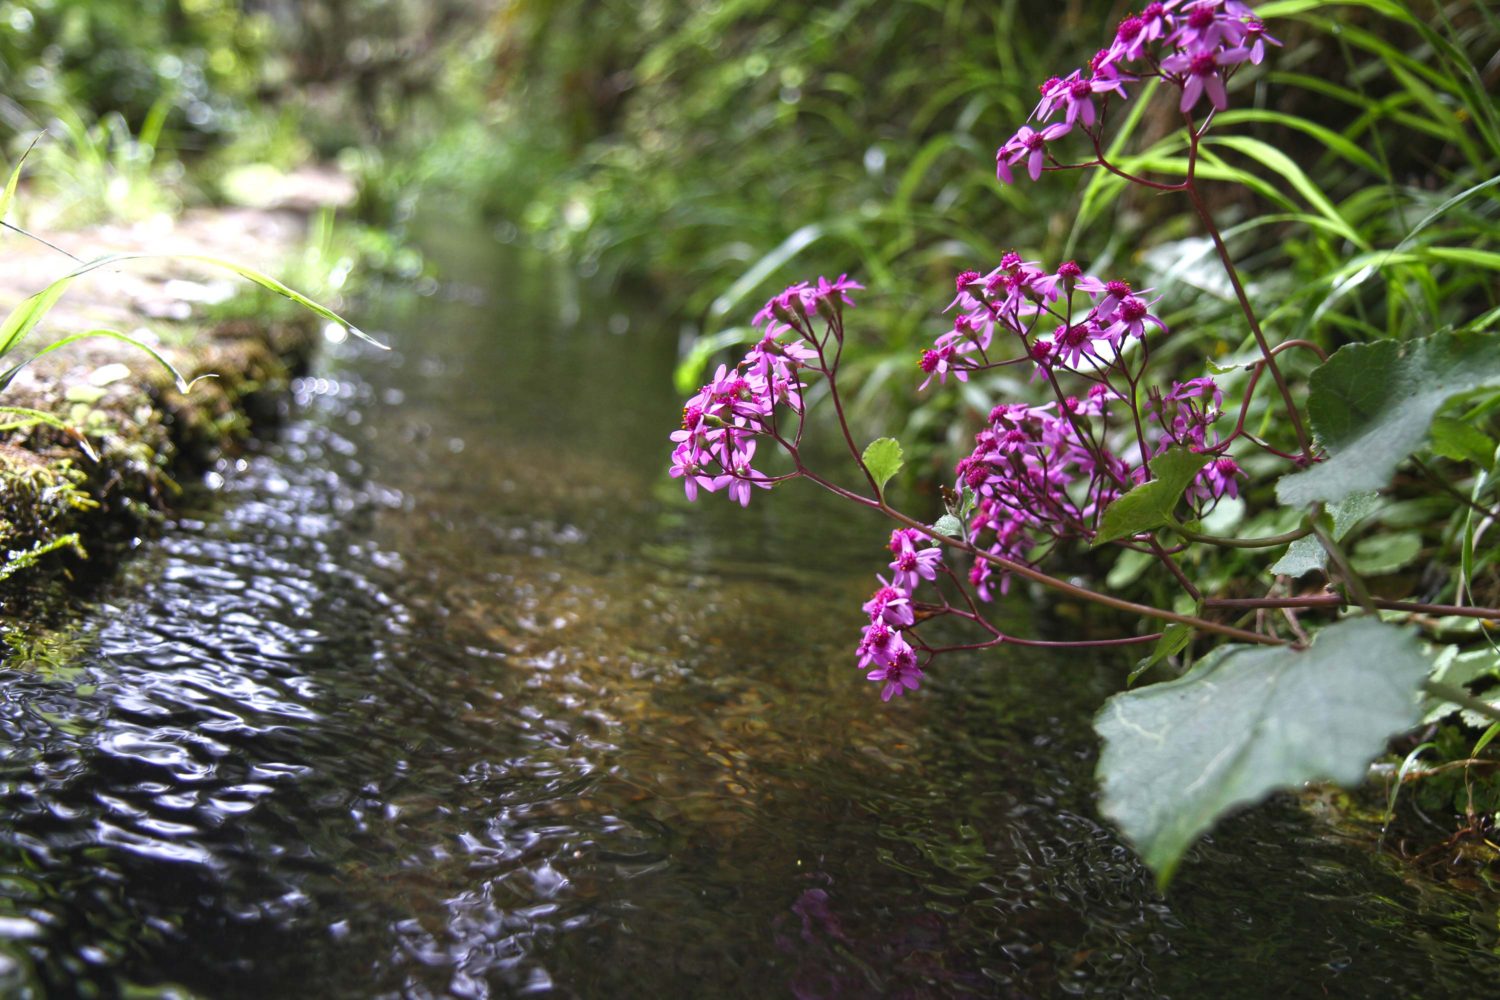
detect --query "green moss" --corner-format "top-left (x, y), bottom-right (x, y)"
top-left (0, 317), bottom-right (316, 612)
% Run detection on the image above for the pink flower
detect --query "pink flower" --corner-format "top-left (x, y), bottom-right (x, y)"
top-left (1198, 455), bottom-right (1243, 500)
top-left (1103, 294), bottom-right (1166, 342)
top-left (888, 528), bottom-right (943, 592)
top-left (669, 442), bottom-right (728, 501)
top-left (1171, 0), bottom-right (1235, 51)
top-left (864, 577), bottom-right (916, 627)
top-left (996, 123), bottom-right (1071, 183)
top-left (1242, 18), bottom-right (1282, 64)
top-left (919, 344), bottom-right (967, 391)
top-left (865, 641), bottom-right (924, 701)
top-left (670, 276), bottom-right (862, 508)
top-left (1162, 45), bottom-right (1251, 113)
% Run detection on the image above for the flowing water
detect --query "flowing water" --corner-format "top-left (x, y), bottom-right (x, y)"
top-left (0, 221), bottom-right (1497, 998)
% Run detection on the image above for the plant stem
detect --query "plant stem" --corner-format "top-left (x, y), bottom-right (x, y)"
top-left (1182, 121), bottom-right (1314, 462)
top-left (875, 501), bottom-right (1282, 646)
top-left (807, 347), bottom-right (1285, 647)
top-left (1149, 538), bottom-right (1201, 601)
top-left (1412, 457), bottom-right (1498, 520)
top-left (807, 318), bottom-right (883, 497)
top-left (1313, 522), bottom-right (1375, 612)
top-left (1170, 518), bottom-right (1314, 549)
top-left (1203, 594), bottom-right (1500, 621)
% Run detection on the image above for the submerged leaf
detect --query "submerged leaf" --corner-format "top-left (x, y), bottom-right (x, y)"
top-left (1095, 618), bottom-right (1429, 886)
top-left (1278, 333), bottom-right (1500, 508)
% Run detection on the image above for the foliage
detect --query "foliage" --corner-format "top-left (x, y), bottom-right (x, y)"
top-left (24, 100), bottom-right (182, 227)
top-left (0, 143), bottom-right (379, 582)
top-left (1097, 618), bottom-right (1431, 886)
top-left (410, 0), bottom-right (1097, 445)
top-left (664, 0), bottom-right (1500, 883)
top-left (0, 0), bottom-right (269, 140)
top-left (1094, 449), bottom-right (1214, 547)
top-left (1278, 332), bottom-right (1500, 507)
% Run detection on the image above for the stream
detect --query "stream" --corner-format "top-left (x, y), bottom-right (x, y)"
top-left (0, 219), bottom-right (1496, 997)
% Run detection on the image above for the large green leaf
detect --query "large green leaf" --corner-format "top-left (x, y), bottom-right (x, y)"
top-left (1095, 618), bottom-right (1429, 886)
top-left (1094, 448), bottom-right (1211, 546)
top-left (1278, 333), bottom-right (1500, 508)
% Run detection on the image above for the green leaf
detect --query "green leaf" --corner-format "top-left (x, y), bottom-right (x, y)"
top-left (932, 514), bottom-right (964, 539)
top-left (0, 328), bottom-right (211, 395)
top-left (673, 326), bottom-right (754, 395)
top-left (1095, 618), bottom-right (1430, 886)
top-left (1270, 535), bottom-right (1326, 578)
top-left (707, 223), bottom-right (827, 322)
top-left (1277, 333), bottom-right (1500, 508)
top-left (1391, 175), bottom-right (1500, 254)
top-left (1474, 722), bottom-right (1500, 758)
top-left (1094, 448), bottom-right (1212, 546)
top-left (1385, 740), bottom-right (1436, 827)
top-left (1273, 492), bottom-right (1381, 578)
top-left (1421, 647), bottom-right (1500, 724)
top-left (1106, 547), bottom-right (1155, 590)
top-left (862, 437), bottom-right (904, 495)
top-left (0, 136), bottom-right (38, 224)
top-left (1349, 531), bottom-right (1423, 576)
top-left (1129, 624), bottom-right (1193, 686)
top-left (957, 485), bottom-right (977, 520)
top-left (1429, 417), bottom-right (1496, 469)
top-left (0, 252), bottom-right (381, 363)
top-left (1210, 110), bottom-right (1384, 176)
top-left (1461, 444), bottom-right (1500, 609)
top-left (0, 406), bottom-right (98, 461)
top-left (1207, 135), bottom-right (1367, 249)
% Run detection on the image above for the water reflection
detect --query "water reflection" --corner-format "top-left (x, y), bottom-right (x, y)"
top-left (0, 227), bottom-right (1494, 997)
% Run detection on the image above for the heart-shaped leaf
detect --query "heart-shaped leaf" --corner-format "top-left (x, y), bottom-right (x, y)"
top-left (1095, 618), bottom-right (1429, 886)
top-left (1278, 333), bottom-right (1500, 508)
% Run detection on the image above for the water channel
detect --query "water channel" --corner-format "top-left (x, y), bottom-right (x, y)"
top-left (0, 219), bottom-right (1496, 997)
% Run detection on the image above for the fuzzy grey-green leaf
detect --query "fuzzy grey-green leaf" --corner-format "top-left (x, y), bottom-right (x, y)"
top-left (1277, 333), bottom-right (1500, 507)
top-left (1095, 618), bottom-right (1429, 886)
top-left (932, 514), bottom-right (964, 539)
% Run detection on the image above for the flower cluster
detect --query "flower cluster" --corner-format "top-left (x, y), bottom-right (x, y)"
top-left (670, 276), bottom-right (862, 506)
top-left (1146, 377), bottom-right (1243, 499)
top-left (752, 274), bottom-right (864, 336)
top-left (956, 394), bottom-right (1132, 601)
top-left (923, 254), bottom-right (1165, 386)
top-left (921, 254), bottom-right (1240, 598)
top-left (857, 530), bottom-right (943, 700)
top-left (996, 0), bottom-right (1280, 183)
